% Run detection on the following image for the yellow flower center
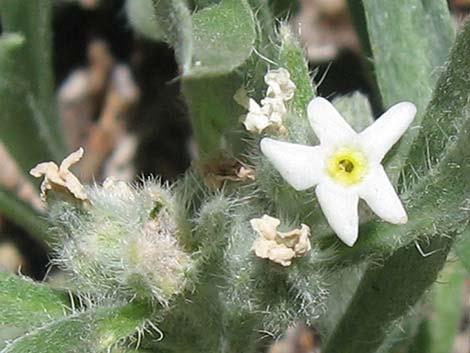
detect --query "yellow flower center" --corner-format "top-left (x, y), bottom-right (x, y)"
top-left (326, 147), bottom-right (368, 185)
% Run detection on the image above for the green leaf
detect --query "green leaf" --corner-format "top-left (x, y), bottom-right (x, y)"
top-left (0, 1), bottom-right (65, 174)
top-left (324, 237), bottom-right (453, 353)
top-left (185, 0), bottom-right (256, 78)
top-left (182, 74), bottom-right (245, 154)
top-left (376, 302), bottom-right (426, 353)
top-left (318, 20), bottom-right (470, 267)
top-left (404, 17), bottom-right (470, 183)
top-left (152, 0), bottom-right (256, 77)
top-left (0, 186), bottom-right (51, 243)
top-left (322, 21), bottom-right (470, 353)
top-left (185, 0), bottom-right (256, 154)
top-left (125, 0), bottom-right (165, 41)
top-left (428, 261), bottom-right (466, 353)
top-left (1, 302), bottom-right (150, 353)
top-left (152, 0), bottom-right (256, 154)
top-left (361, 0), bottom-right (454, 181)
top-left (333, 92), bottom-right (373, 132)
top-left (151, 0), bottom-right (193, 72)
top-left (0, 272), bottom-right (70, 329)
top-left (278, 25), bottom-right (315, 119)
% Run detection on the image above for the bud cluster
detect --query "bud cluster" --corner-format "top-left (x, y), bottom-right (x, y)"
top-left (51, 178), bottom-right (192, 306)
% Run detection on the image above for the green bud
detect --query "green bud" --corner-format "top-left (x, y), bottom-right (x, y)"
top-left (51, 178), bottom-right (192, 306)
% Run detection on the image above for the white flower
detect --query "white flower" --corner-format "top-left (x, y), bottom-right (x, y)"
top-left (250, 215), bottom-right (311, 266)
top-left (235, 68), bottom-right (296, 134)
top-left (243, 98), bottom-right (271, 134)
top-left (242, 97), bottom-right (287, 134)
top-left (30, 148), bottom-right (88, 202)
top-left (260, 97), bottom-right (417, 247)
top-left (264, 68), bottom-right (296, 101)
top-left (260, 97), bottom-right (287, 124)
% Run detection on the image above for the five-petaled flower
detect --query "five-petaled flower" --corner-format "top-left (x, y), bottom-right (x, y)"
top-left (260, 97), bottom-right (417, 246)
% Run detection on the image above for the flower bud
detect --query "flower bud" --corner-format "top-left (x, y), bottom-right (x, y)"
top-left (51, 178), bottom-right (192, 306)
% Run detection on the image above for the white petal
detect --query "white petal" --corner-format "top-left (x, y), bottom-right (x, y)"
top-left (251, 238), bottom-right (277, 259)
top-left (260, 138), bottom-right (324, 191)
top-left (307, 97), bottom-right (356, 145)
top-left (29, 162), bottom-right (59, 178)
top-left (244, 112), bottom-right (270, 133)
top-left (250, 215), bottom-right (280, 241)
top-left (247, 98), bottom-right (262, 113)
top-left (359, 165), bottom-right (408, 224)
top-left (315, 183), bottom-right (359, 246)
top-left (359, 102), bottom-right (416, 162)
top-left (60, 147), bottom-right (84, 171)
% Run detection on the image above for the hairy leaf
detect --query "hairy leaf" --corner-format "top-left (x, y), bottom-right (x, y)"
top-left (318, 20), bottom-right (470, 266)
top-left (278, 25), bottom-right (315, 119)
top-left (151, 0), bottom-right (193, 72)
top-left (324, 238), bottom-right (452, 353)
top-left (125, 0), bottom-right (165, 41)
top-left (0, 1), bottom-right (64, 174)
top-left (0, 272), bottom-right (70, 329)
top-left (1, 303), bottom-right (150, 353)
top-left (361, 0), bottom-right (454, 181)
top-left (323, 20), bottom-right (470, 353)
top-left (184, 0), bottom-right (256, 153)
top-left (152, 0), bottom-right (256, 154)
top-left (333, 92), bottom-right (373, 132)
top-left (428, 261), bottom-right (466, 353)
top-left (186, 0), bottom-right (255, 78)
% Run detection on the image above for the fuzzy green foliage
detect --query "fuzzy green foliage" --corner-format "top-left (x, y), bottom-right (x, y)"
top-left (187, 0), bottom-right (256, 78)
top-left (296, 18), bottom-right (470, 267)
top-left (0, 0), bottom-right (65, 242)
top-left (278, 25), bottom-right (314, 118)
top-left (375, 302), bottom-right (425, 353)
top-left (0, 0), bottom-right (64, 174)
top-left (190, 0), bottom-right (223, 8)
top-left (0, 272), bottom-right (70, 329)
top-left (125, 0), bottom-right (165, 41)
top-left (150, 0), bottom-right (193, 72)
top-left (360, 0), bottom-right (455, 181)
top-left (151, 0), bottom-right (256, 154)
top-left (50, 180), bottom-right (193, 306)
top-left (0, 2), bottom-right (64, 245)
top-left (277, 24), bottom-right (316, 145)
top-left (427, 261), bottom-right (467, 353)
top-left (1, 1), bottom-right (470, 352)
top-left (323, 237), bottom-right (452, 353)
top-left (1, 302), bottom-right (150, 353)
top-left (321, 20), bottom-right (470, 353)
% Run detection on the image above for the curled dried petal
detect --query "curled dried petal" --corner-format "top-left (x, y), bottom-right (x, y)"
top-left (250, 215), bottom-right (280, 241)
top-left (30, 148), bottom-right (88, 202)
top-left (264, 68), bottom-right (296, 101)
top-left (250, 215), bottom-right (311, 266)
